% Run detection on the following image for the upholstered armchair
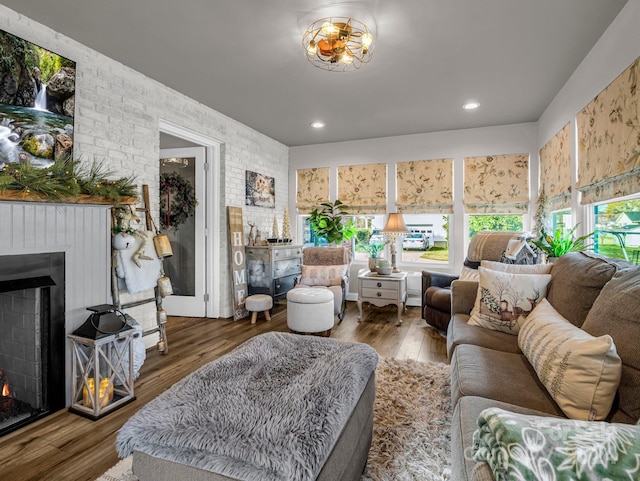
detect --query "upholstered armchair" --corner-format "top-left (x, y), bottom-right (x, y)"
top-left (422, 231), bottom-right (536, 332)
top-left (294, 247), bottom-right (353, 321)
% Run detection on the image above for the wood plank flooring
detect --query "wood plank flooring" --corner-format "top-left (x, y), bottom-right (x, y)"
top-left (0, 301), bottom-right (447, 481)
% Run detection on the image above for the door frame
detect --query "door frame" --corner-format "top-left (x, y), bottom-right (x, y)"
top-left (159, 118), bottom-right (222, 318)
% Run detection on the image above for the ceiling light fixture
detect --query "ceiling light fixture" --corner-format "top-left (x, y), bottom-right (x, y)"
top-left (310, 121), bottom-right (326, 129)
top-left (463, 101), bottom-right (481, 110)
top-left (302, 17), bottom-right (374, 72)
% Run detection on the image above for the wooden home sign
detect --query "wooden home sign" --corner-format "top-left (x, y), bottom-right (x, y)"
top-left (227, 206), bottom-right (249, 320)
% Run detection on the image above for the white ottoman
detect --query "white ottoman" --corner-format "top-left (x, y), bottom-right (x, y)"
top-left (245, 294), bottom-right (273, 325)
top-left (287, 287), bottom-right (334, 335)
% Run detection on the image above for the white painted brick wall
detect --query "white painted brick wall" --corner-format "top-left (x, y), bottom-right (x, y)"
top-left (1, 6), bottom-right (289, 318)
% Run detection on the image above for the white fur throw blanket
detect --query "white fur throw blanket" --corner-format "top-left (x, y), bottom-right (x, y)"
top-left (116, 332), bottom-right (379, 481)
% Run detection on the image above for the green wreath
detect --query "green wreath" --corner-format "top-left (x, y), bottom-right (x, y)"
top-left (160, 172), bottom-right (197, 231)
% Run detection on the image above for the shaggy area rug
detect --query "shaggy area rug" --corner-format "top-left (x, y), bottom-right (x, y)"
top-left (96, 357), bottom-right (451, 481)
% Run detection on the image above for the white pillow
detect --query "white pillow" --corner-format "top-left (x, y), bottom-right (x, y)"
top-left (481, 260), bottom-right (553, 274)
top-left (468, 267), bottom-right (552, 334)
top-left (299, 264), bottom-right (347, 287)
top-left (519, 299), bottom-right (622, 421)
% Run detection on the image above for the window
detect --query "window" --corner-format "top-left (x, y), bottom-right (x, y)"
top-left (399, 213), bottom-right (450, 264)
top-left (593, 195), bottom-right (640, 264)
top-left (353, 215), bottom-right (386, 262)
top-left (468, 214), bottom-right (523, 239)
top-left (551, 210), bottom-right (572, 237)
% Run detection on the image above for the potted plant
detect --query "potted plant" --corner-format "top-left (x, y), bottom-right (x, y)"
top-left (308, 200), bottom-right (357, 246)
top-left (360, 240), bottom-right (389, 271)
top-left (531, 225), bottom-right (593, 261)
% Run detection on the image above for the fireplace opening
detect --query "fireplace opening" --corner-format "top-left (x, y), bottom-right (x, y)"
top-left (0, 254), bottom-right (65, 437)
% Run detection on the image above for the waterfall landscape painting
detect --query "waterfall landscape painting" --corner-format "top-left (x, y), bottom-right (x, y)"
top-left (0, 29), bottom-right (75, 168)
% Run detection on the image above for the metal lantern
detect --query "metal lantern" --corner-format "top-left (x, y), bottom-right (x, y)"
top-left (68, 304), bottom-right (136, 420)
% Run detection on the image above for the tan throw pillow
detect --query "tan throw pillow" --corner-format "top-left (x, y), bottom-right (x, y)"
top-left (299, 264), bottom-right (347, 287)
top-left (459, 266), bottom-right (479, 282)
top-left (468, 267), bottom-right (552, 334)
top-left (481, 260), bottom-right (553, 274)
top-left (519, 299), bottom-right (622, 421)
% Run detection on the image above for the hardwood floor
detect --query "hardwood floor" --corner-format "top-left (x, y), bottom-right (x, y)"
top-left (0, 301), bottom-right (447, 481)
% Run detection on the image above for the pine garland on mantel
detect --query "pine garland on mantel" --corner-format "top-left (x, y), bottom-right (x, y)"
top-left (0, 158), bottom-right (138, 205)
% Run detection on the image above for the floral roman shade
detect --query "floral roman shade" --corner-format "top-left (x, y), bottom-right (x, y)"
top-left (539, 123), bottom-right (572, 211)
top-left (337, 164), bottom-right (387, 214)
top-left (576, 57), bottom-right (640, 205)
top-left (296, 168), bottom-right (329, 213)
top-left (396, 158), bottom-right (453, 214)
top-left (464, 154), bottom-right (530, 213)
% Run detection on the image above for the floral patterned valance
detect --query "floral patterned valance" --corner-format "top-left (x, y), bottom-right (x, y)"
top-left (296, 168), bottom-right (329, 213)
top-left (464, 153), bottom-right (530, 213)
top-left (396, 158), bottom-right (453, 214)
top-left (577, 57), bottom-right (640, 205)
top-left (539, 122), bottom-right (572, 211)
top-left (337, 163), bottom-right (387, 214)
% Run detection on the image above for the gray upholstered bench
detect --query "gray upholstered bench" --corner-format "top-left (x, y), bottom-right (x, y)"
top-left (117, 332), bottom-right (378, 481)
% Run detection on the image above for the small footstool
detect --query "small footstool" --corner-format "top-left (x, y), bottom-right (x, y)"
top-left (245, 294), bottom-right (273, 325)
top-left (287, 287), bottom-right (334, 335)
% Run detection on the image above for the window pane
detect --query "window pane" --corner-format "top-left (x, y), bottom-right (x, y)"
top-left (593, 197), bottom-right (640, 263)
top-left (551, 210), bottom-right (572, 237)
top-left (468, 214), bottom-right (523, 239)
top-left (400, 214), bottom-right (450, 264)
top-left (353, 215), bottom-right (386, 262)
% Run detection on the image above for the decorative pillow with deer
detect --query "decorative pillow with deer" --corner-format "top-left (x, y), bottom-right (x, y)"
top-left (468, 267), bottom-right (552, 334)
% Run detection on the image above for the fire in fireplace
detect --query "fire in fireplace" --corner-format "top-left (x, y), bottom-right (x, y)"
top-left (0, 253), bottom-right (65, 437)
top-left (0, 368), bottom-right (36, 431)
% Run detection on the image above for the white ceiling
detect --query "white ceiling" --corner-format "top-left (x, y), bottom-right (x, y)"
top-left (2, 0), bottom-right (628, 147)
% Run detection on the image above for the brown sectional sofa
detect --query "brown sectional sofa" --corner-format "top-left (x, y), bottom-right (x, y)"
top-left (447, 252), bottom-right (640, 481)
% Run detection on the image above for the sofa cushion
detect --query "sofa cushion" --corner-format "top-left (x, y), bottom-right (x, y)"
top-left (468, 268), bottom-right (552, 334)
top-left (450, 344), bottom-right (564, 416)
top-left (451, 396), bottom-right (558, 481)
top-left (299, 264), bottom-right (347, 287)
top-left (546, 252), bottom-right (619, 327)
top-left (582, 266), bottom-right (640, 421)
top-left (519, 299), bottom-right (622, 421)
top-left (447, 315), bottom-right (520, 360)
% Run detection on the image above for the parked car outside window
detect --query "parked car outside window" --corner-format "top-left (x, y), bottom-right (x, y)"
top-left (402, 233), bottom-right (431, 250)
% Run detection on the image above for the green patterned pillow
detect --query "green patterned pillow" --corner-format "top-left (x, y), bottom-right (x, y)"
top-left (473, 407), bottom-right (640, 481)
top-left (519, 299), bottom-right (622, 421)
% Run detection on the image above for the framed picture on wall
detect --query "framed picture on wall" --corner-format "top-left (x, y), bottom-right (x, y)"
top-left (245, 170), bottom-right (275, 208)
top-left (0, 29), bottom-right (76, 168)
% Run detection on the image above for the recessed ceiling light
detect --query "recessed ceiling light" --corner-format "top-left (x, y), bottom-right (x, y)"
top-left (463, 101), bottom-right (480, 110)
top-left (310, 121), bottom-right (325, 129)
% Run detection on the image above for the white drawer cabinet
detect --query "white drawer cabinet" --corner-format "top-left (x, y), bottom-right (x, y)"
top-left (357, 270), bottom-right (407, 325)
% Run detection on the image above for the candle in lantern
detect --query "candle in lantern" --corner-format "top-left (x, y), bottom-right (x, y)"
top-left (82, 377), bottom-right (114, 408)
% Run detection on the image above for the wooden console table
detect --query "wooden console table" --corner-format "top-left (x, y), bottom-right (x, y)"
top-left (357, 270), bottom-right (407, 325)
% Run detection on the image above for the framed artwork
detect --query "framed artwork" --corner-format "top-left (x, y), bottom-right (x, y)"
top-left (0, 29), bottom-right (76, 168)
top-left (245, 170), bottom-right (275, 208)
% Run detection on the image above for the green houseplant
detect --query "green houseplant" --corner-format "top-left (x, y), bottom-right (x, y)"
top-left (359, 240), bottom-right (389, 270)
top-left (308, 200), bottom-right (357, 246)
top-left (532, 225), bottom-right (593, 259)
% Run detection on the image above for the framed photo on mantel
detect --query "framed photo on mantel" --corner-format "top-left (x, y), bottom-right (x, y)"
top-left (227, 206), bottom-right (249, 320)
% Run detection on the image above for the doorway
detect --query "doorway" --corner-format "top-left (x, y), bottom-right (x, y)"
top-left (159, 120), bottom-right (221, 318)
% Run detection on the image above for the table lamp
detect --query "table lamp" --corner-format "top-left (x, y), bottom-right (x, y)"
top-left (380, 213), bottom-right (410, 273)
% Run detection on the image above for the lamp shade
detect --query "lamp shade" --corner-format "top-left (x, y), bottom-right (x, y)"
top-left (381, 213), bottom-right (410, 235)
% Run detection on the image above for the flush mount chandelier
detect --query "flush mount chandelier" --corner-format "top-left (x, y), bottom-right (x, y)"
top-left (302, 16), bottom-right (375, 72)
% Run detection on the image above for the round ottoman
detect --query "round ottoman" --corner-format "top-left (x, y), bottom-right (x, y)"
top-left (287, 287), bottom-right (334, 336)
top-left (245, 294), bottom-right (273, 325)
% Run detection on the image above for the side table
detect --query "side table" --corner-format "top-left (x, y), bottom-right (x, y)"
top-left (357, 269), bottom-right (407, 325)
